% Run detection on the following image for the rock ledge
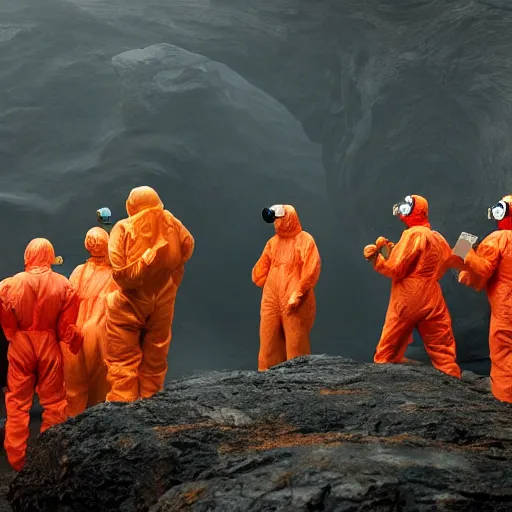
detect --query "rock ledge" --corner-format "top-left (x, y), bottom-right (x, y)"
top-left (9, 356), bottom-right (512, 511)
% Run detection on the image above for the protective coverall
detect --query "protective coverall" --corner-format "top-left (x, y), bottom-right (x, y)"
top-left (1, 238), bottom-right (82, 471)
top-left (458, 194), bottom-right (512, 403)
top-left (364, 195), bottom-right (461, 378)
top-left (62, 227), bottom-right (114, 416)
top-left (252, 205), bottom-right (321, 371)
top-left (105, 186), bottom-right (194, 402)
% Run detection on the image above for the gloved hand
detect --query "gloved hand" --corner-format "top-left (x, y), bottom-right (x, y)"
top-left (458, 271), bottom-right (472, 287)
top-left (375, 237), bottom-right (394, 259)
top-left (286, 290), bottom-right (303, 313)
top-left (375, 236), bottom-right (394, 250)
top-left (142, 248), bottom-right (156, 266)
top-left (364, 244), bottom-right (378, 261)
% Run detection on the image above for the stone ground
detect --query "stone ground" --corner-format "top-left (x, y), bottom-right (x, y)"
top-left (5, 356), bottom-right (511, 511)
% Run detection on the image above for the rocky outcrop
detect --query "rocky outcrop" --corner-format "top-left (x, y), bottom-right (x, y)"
top-left (8, 356), bottom-right (512, 511)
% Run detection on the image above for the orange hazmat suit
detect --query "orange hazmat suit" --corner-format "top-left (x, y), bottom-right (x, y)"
top-left (1, 238), bottom-right (82, 471)
top-left (105, 186), bottom-right (194, 402)
top-left (458, 194), bottom-right (512, 403)
top-left (364, 195), bottom-right (461, 378)
top-left (62, 227), bottom-right (114, 416)
top-left (252, 205), bottom-right (321, 371)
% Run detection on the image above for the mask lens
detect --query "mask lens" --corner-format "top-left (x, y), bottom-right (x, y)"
top-left (399, 203), bottom-right (411, 216)
top-left (491, 204), bottom-right (506, 221)
top-left (261, 207), bottom-right (276, 223)
top-left (393, 196), bottom-right (413, 217)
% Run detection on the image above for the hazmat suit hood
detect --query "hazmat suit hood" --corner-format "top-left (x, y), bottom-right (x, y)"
top-left (24, 238), bottom-right (56, 272)
top-left (85, 227), bottom-right (110, 262)
top-left (274, 205), bottom-right (302, 238)
top-left (124, 186), bottom-right (166, 244)
top-left (400, 195), bottom-right (431, 229)
top-left (126, 186), bottom-right (163, 216)
top-left (497, 194), bottom-right (512, 231)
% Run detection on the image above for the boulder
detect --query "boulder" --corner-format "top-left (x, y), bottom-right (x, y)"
top-left (8, 356), bottom-right (512, 511)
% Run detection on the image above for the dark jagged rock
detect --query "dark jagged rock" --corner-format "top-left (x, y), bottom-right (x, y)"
top-left (9, 356), bottom-right (512, 511)
top-left (0, 473), bottom-right (13, 512)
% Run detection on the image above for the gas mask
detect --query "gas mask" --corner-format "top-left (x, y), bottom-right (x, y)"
top-left (393, 195), bottom-right (414, 217)
top-left (261, 204), bottom-right (286, 223)
top-left (488, 200), bottom-right (508, 222)
top-left (97, 207), bottom-right (112, 225)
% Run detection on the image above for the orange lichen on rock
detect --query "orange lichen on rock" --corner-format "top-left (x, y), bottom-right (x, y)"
top-left (116, 436), bottom-right (135, 450)
top-left (273, 471), bottom-right (294, 490)
top-left (161, 486), bottom-right (207, 511)
top-left (217, 419), bottom-right (498, 455)
top-left (398, 403), bottom-right (419, 412)
top-left (319, 388), bottom-right (363, 395)
top-left (152, 422), bottom-right (214, 437)
top-left (181, 487), bottom-right (206, 506)
top-left (401, 382), bottom-right (431, 393)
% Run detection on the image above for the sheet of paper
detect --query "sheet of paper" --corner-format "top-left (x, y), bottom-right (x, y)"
top-left (452, 231), bottom-right (478, 259)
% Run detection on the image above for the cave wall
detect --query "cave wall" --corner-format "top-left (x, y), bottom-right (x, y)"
top-left (2, 0), bottom-right (512, 375)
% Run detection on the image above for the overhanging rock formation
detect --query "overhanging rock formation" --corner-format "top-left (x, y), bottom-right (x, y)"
top-left (9, 356), bottom-right (512, 511)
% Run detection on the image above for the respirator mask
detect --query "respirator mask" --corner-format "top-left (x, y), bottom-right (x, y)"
top-left (488, 200), bottom-right (508, 222)
top-left (393, 195), bottom-right (414, 217)
top-left (261, 204), bottom-right (286, 223)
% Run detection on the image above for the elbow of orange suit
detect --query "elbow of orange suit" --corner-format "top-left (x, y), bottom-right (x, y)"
top-left (182, 236), bottom-right (195, 263)
top-left (171, 265), bottom-right (185, 288)
top-left (252, 270), bottom-right (267, 288)
top-left (296, 242), bottom-right (321, 296)
top-left (252, 252), bottom-right (271, 288)
top-left (1, 305), bottom-right (17, 341)
top-left (171, 227), bottom-right (194, 287)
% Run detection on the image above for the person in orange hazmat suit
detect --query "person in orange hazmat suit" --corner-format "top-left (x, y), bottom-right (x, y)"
top-left (363, 195), bottom-right (461, 378)
top-left (252, 204), bottom-right (321, 371)
top-left (457, 194), bottom-right (512, 403)
top-left (0, 238), bottom-right (82, 471)
top-left (62, 227), bottom-right (115, 416)
top-left (0, 278), bottom-right (13, 441)
top-left (105, 186), bottom-right (194, 402)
